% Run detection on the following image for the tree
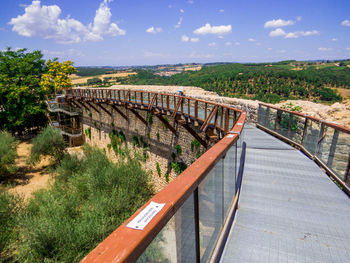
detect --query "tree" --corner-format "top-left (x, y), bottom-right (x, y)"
top-left (40, 59), bottom-right (76, 93)
top-left (0, 48), bottom-right (47, 134)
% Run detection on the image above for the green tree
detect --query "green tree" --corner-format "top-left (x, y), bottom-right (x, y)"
top-left (0, 48), bottom-right (47, 134)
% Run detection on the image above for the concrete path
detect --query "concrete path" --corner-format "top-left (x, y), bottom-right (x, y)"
top-left (221, 125), bottom-right (350, 263)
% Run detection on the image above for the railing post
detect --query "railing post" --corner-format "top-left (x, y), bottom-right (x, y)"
top-left (194, 188), bottom-right (200, 263)
top-left (345, 153), bottom-right (350, 184)
top-left (315, 122), bottom-right (325, 156)
top-left (287, 112), bottom-right (293, 137)
top-left (275, 110), bottom-right (282, 131)
top-left (301, 118), bottom-right (309, 145)
top-left (327, 129), bottom-right (339, 167)
top-left (195, 101), bottom-right (198, 119)
top-left (264, 107), bottom-right (270, 128)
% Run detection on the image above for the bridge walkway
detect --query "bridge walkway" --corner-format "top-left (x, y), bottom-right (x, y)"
top-left (221, 124), bottom-right (350, 263)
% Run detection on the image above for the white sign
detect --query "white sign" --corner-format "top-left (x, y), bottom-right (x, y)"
top-left (126, 201), bottom-right (165, 230)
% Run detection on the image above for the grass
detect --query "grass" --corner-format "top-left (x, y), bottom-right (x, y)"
top-left (0, 132), bottom-right (17, 179)
top-left (1, 145), bottom-right (153, 263)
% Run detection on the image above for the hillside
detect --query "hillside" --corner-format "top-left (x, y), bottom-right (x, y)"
top-left (117, 60), bottom-right (350, 103)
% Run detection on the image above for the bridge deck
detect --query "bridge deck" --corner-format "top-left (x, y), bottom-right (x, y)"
top-left (221, 125), bottom-right (350, 263)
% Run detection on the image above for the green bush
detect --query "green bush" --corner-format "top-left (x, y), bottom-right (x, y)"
top-left (0, 191), bottom-right (21, 259)
top-left (175, 144), bottom-right (182, 155)
top-left (171, 162), bottom-right (187, 175)
top-left (14, 146), bottom-right (153, 263)
top-left (29, 126), bottom-right (66, 165)
top-left (191, 139), bottom-right (200, 152)
top-left (156, 162), bottom-right (161, 177)
top-left (0, 132), bottom-right (17, 178)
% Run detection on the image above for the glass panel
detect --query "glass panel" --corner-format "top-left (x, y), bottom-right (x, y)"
top-left (302, 120), bottom-right (321, 155)
top-left (136, 193), bottom-right (196, 263)
top-left (199, 159), bottom-right (224, 262)
top-left (223, 142), bottom-right (237, 219)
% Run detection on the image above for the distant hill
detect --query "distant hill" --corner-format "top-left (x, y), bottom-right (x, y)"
top-left (117, 60), bottom-right (350, 103)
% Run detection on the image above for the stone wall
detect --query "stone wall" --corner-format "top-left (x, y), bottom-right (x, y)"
top-left (80, 102), bottom-right (213, 192)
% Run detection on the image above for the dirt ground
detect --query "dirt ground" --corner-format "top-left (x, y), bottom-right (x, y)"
top-left (7, 141), bottom-right (52, 200)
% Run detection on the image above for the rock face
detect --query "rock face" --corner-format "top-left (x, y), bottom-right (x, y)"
top-left (110, 85), bottom-right (350, 128)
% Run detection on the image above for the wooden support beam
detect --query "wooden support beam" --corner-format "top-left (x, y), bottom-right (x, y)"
top-left (172, 97), bottom-right (183, 118)
top-left (97, 103), bottom-right (112, 117)
top-left (148, 94), bottom-right (157, 111)
top-left (111, 105), bottom-right (128, 121)
top-left (75, 100), bottom-right (90, 112)
top-left (129, 108), bottom-right (147, 126)
top-left (200, 105), bottom-right (218, 132)
top-left (181, 123), bottom-right (207, 148)
top-left (157, 115), bottom-right (177, 136)
top-left (124, 91), bottom-right (130, 104)
top-left (85, 101), bottom-right (100, 113)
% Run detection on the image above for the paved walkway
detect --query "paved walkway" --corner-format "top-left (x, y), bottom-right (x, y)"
top-left (221, 125), bottom-right (350, 263)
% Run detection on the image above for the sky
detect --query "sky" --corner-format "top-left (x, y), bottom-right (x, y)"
top-left (1, 0), bottom-right (350, 66)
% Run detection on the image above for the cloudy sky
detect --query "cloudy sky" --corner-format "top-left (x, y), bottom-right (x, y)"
top-left (1, 0), bottom-right (350, 66)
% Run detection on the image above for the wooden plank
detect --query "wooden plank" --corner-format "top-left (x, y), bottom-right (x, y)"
top-left (172, 97), bottom-right (183, 118)
top-left (111, 105), bottom-right (128, 121)
top-left (129, 108), bottom-right (147, 126)
top-left (181, 123), bottom-right (207, 148)
top-left (85, 101), bottom-right (100, 113)
top-left (200, 105), bottom-right (218, 132)
top-left (97, 103), bottom-right (112, 117)
top-left (157, 115), bottom-right (177, 136)
top-left (224, 108), bottom-right (229, 133)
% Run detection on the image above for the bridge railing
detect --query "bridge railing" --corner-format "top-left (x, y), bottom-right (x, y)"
top-left (67, 88), bottom-right (247, 262)
top-left (257, 103), bottom-right (350, 194)
top-left (67, 88), bottom-right (240, 135)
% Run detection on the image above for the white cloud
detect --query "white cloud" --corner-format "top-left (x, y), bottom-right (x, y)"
top-left (264, 19), bottom-right (295, 28)
top-left (267, 47), bottom-right (273, 51)
top-left (296, 16), bottom-right (302, 22)
top-left (225, 41), bottom-right (232, 46)
top-left (285, 30), bottom-right (319, 38)
top-left (208, 42), bottom-right (216, 47)
top-left (347, 47), bottom-right (350, 50)
top-left (332, 38), bottom-right (338, 41)
top-left (193, 23), bottom-right (232, 35)
top-left (248, 38), bottom-right (256, 42)
top-left (181, 35), bottom-right (189, 42)
top-left (278, 49), bottom-right (286, 53)
top-left (255, 42), bottom-right (261, 46)
top-left (8, 0), bottom-right (125, 44)
top-left (182, 35), bottom-right (199, 42)
top-left (180, 9), bottom-right (184, 13)
top-left (146, 26), bottom-right (163, 34)
top-left (318, 47), bottom-right (333, 51)
top-left (175, 17), bottom-right (183, 29)
top-left (219, 9), bottom-right (224, 13)
top-left (235, 41), bottom-right (240, 45)
top-left (187, 0), bottom-right (194, 4)
top-left (269, 28), bottom-right (286, 37)
top-left (341, 20), bottom-right (350, 26)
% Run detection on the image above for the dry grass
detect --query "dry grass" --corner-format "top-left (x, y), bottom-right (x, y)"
top-left (70, 72), bottom-right (137, 85)
top-left (336, 88), bottom-right (350, 99)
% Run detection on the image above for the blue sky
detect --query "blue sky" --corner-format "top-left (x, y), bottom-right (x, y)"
top-left (1, 0), bottom-right (350, 66)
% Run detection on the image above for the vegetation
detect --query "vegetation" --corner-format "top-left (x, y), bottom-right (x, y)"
top-left (191, 139), bottom-right (201, 152)
top-left (29, 126), bottom-right (66, 165)
top-left (156, 162), bottom-right (161, 177)
top-left (0, 48), bottom-right (47, 134)
top-left (0, 191), bottom-right (21, 260)
top-left (75, 67), bottom-right (117, 77)
top-left (11, 146), bottom-right (153, 262)
top-left (0, 132), bottom-right (17, 179)
top-left (175, 144), bottom-right (182, 155)
top-left (171, 162), bottom-right (187, 175)
top-left (84, 127), bottom-right (91, 140)
top-left (40, 59), bottom-right (76, 93)
top-left (119, 61), bottom-right (349, 103)
top-left (87, 77), bottom-right (102, 86)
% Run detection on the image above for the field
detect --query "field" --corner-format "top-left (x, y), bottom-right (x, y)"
top-left (70, 72), bottom-right (137, 85)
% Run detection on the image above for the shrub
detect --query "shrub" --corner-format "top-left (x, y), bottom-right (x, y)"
top-left (0, 191), bottom-right (21, 259)
top-left (29, 126), bottom-right (66, 165)
top-left (156, 132), bottom-right (160, 141)
top-left (171, 162), bottom-right (187, 175)
top-left (15, 146), bottom-right (153, 263)
top-left (147, 113), bottom-right (153, 125)
top-left (175, 144), bottom-right (182, 155)
top-left (84, 127), bottom-right (91, 140)
top-left (0, 132), bottom-right (17, 178)
top-left (171, 152), bottom-right (176, 160)
top-left (164, 172), bottom-right (169, 183)
top-left (191, 139), bottom-right (200, 152)
top-left (156, 162), bottom-right (161, 177)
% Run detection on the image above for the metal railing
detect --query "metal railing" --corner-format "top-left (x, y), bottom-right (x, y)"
top-left (257, 103), bottom-right (350, 194)
top-left (66, 88), bottom-right (247, 262)
top-left (46, 101), bottom-right (81, 115)
top-left (67, 88), bottom-right (241, 136)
